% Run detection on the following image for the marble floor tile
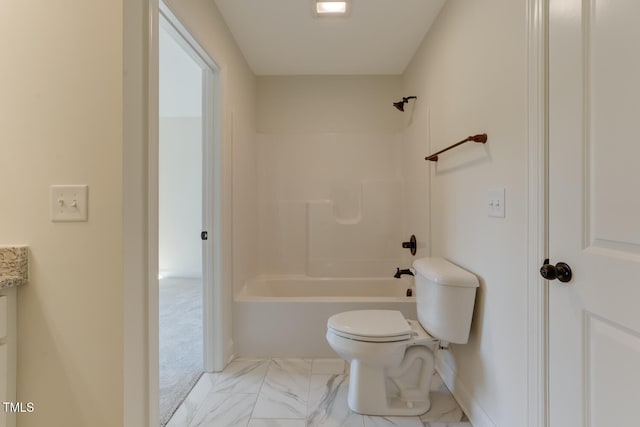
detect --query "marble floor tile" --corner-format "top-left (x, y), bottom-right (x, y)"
top-left (423, 423), bottom-right (473, 427)
top-left (363, 415), bottom-right (423, 427)
top-left (210, 358), bottom-right (270, 394)
top-left (247, 419), bottom-right (307, 427)
top-left (312, 358), bottom-right (347, 375)
top-left (419, 391), bottom-right (464, 423)
top-left (188, 392), bottom-right (257, 427)
top-left (167, 358), bottom-right (470, 427)
top-left (166, 373), bottom-right (219, 427)
top-left (252, 359), bottom-right (312, 419)
top-left (307, 374), bottom-right (364, 427)
top-left (165, 404), bottom-right (192, 427)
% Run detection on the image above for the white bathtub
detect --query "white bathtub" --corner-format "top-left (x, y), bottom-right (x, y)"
top-left (233, 275), bottom-right (417, 358)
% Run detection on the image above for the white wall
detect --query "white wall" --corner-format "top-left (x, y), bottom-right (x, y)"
top-left (158, 117), bottom-right (202, 277)
top-left (159, 27), bottom-right (202, 118)
top-left (159, 26), bottom-right (203, 278)
top-left (402, 1), bottom-right (528, 425)
top-left (0, 1), bottom-right (124, 426)
top-left (256, 76), bottom-right (403, 134)
top-left (255, 76), bottom-right (410, 277)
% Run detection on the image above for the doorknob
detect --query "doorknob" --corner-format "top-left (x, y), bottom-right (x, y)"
top-left (540, 259), bottom-right (572, 283)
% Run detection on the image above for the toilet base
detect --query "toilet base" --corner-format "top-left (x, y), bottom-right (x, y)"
top-left (349, 392), bottom-right (431, 417)
top-left (347, 345), bottom-right (435, 416)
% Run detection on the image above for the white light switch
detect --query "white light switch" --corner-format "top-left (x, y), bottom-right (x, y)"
top-left (50, 185), bottom-right (88, 222)
top-left (488, 187), bottom-right (505, 218)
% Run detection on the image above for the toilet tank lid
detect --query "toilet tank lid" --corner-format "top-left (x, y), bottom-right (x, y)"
top-left (412, 257), bottom-right (479, 288)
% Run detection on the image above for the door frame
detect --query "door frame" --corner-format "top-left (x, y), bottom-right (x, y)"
top-left (124, 0), bottom-right (232, 424)
top-left (123, 0), bottom-right (549, 425)
top-left (148, 1), bottom-right (227, 425)
top-left (526, 0), bottom-right (549, 426)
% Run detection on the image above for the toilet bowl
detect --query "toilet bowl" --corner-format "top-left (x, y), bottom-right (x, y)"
top-left (326, 257), bottom-right (479, 416)
top-left (327, 310), bottom-right (437, 415)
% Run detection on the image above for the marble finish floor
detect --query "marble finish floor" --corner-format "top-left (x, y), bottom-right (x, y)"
top-left (167, 358), bottom-right (471, 427)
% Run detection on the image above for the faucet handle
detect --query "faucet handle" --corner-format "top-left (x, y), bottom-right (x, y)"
top-left (401, 234), bottom-right (417, 256)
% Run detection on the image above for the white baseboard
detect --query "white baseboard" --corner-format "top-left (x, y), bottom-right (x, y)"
top-left (225, 338), bottom-right (235, 365)
top-left (158, 270), bottom-right (202, 279)
top-left (435, 349), bottom-right (496, 427)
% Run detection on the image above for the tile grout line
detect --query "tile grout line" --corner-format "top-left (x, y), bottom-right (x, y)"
top-left (305, 359), bottom-right (314, 422)
top-left (246, 358), bottom-right (272, 425)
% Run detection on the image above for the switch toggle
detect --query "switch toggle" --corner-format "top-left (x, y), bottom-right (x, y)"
top-left (487, 187), bottom-right (505, 218)
top-left (50, 185), bottom-right (88, 222)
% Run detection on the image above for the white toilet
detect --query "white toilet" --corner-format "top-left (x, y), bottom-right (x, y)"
top-left (326, 257), bottom-right (479, 416)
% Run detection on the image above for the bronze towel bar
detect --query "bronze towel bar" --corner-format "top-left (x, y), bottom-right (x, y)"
top-left (425, 133), bottom-right (488, 162)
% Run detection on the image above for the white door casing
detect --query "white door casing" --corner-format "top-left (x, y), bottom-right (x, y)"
top-left (548, 0), bottom-right (640, 426)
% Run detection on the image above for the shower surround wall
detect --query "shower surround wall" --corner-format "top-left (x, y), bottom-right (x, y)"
top-left (256, 76), bottom-right (406, 278)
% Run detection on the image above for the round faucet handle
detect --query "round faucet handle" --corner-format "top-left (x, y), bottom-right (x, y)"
top-left (401, 235), bottom-right (417, 256)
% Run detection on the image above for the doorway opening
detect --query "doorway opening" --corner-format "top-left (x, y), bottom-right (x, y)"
top-left (158, 19), bottom-right (203, 425)
top-left (157, 4), bottom-right (222, 424)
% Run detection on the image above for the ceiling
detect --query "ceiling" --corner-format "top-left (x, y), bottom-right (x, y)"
top-left (213, 0), bottom-right (447, 76)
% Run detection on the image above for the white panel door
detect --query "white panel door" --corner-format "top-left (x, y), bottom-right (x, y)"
top-left (548, 0), bottom-right (640, 426)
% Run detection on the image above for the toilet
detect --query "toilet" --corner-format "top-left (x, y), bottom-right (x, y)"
top-left (326, 257), bottom-right (479, 416)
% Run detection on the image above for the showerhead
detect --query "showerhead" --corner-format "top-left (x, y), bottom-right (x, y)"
top-left (393, 96), bottom-right (417, 112)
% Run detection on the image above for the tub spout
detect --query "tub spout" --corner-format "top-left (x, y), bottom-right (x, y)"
top-left (394, 268), bottom-right (415, 279)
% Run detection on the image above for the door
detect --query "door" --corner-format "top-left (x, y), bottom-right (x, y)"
top-left (548, 0), bottom-right (640, 426)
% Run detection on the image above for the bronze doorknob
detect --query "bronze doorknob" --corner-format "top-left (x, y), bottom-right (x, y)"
top-left (540, 259), bottom-right (572, 283)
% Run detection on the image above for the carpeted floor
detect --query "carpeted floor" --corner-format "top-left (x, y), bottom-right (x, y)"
top-left (159, 277), bottom-right (203, 426)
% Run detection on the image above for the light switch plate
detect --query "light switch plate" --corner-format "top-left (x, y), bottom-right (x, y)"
top-left (50, 185), bottom-right (88, 222)
top-left (488, 187), bottom-right (505, 218)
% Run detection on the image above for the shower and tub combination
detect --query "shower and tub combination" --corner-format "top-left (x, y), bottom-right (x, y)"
top-left (233, 186), bottom-right (421, 357)
top-left (233, 178), bottom-right (420, 356)
top-left (233, 94), bottom-right (421, 358)
top-left (234, 275), bottom-right (416, 357)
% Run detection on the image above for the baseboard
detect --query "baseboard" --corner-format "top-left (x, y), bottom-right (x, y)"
top-left (158, 271), bottom-right (202, 279)
top-left (435, 349), bottom-right (496, 427)
top-left (225, 338), bottom-right (235, 365)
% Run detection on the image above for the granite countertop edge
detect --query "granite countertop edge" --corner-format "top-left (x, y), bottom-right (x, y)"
top-left (0, 276), bottom-right (26, 289)
top-left (0, 246), bottom-right (29, 289)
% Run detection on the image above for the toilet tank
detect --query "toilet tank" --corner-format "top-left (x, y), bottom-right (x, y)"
top-left (412, 257), bottom-right (479, 344)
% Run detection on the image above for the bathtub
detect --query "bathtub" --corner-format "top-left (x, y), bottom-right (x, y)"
top-left (233, 275), bottom-right (417, 358)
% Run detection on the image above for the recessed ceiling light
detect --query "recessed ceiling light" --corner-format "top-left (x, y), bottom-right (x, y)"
top-left (315, 0), bottom-right (349, 16)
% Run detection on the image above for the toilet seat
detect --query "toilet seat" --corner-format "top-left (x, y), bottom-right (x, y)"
top-left (327, 310), bottom-right (414, 343)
